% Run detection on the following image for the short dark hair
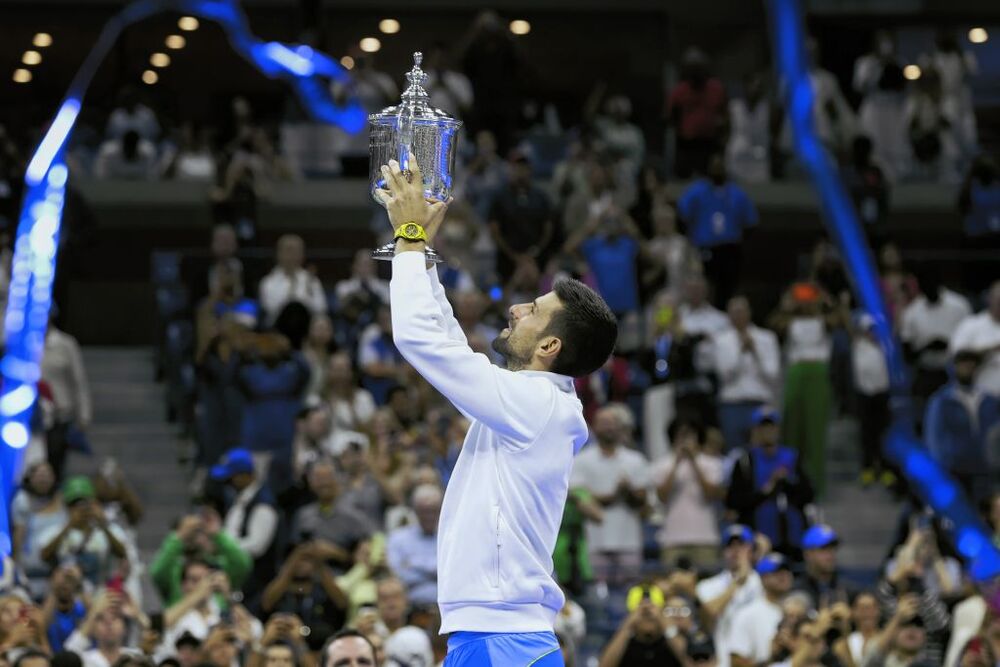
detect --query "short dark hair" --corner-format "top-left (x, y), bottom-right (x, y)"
top-left (322, 629), bottom-right (376, 666)
top-left (547, 279), bottom-right (618, 377)
top-left (667, 417), bottom-right (706, 444)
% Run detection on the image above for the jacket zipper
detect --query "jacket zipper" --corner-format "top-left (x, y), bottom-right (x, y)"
top-left (493, 506), bottom-right (502, 588)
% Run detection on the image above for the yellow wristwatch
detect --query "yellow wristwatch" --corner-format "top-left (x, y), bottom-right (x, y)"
top-left (394, 222), bottom-right (428, 242)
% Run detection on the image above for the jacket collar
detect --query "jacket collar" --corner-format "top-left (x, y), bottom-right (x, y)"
top-left (516, 370), bottom-right (576, 393)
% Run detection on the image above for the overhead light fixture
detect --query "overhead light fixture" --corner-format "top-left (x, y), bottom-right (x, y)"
top-left (379, 19), bottom-right (400, 34)
top-left (340, 55), bottom-right (355, 70)
top-left (142, 69), bottom-right (159, 85)
top-left (178, 16), bottom-right (200, 31)
top-left (12, 69), bottom-right (32, 84)
top-left (32, 33), bottom-right (53, 48)
top-left (969, 27), bottom-right (989, 44)
top-left (165, 34), bottom-right (186, 49)
top-left (903, 64), bottom-right (921, 80)
top-left (359, 37), bottom-right (381, 53)
top-left (150, 52), bottom-right (171, 67)
top-left (509, 20), bottom-right (531, 35)
top-left (22, 51), bottom-right (42, 66)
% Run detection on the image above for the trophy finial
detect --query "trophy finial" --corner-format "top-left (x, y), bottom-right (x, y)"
top-left (403, 51), bottom-right (428, 96)
top-left (414, 51), bottom-right (423, 67)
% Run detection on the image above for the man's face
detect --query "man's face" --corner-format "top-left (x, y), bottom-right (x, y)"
top-left (896, 624), bottom-right (926, 653)
top-left (728, 298), bottom-right (751, 329)
top-left (955, 359), bottom-right (979, 385)
top-left (492, 292), bottom-right (562, 369)
top-left (326, 637), bottom-right (375, 667)
top-left (53, 566), bottom-right (82, 601)
top-left (762, 569), bottom-right (793, 597)
top-left (377, 580), bottom-right (408, 624)
top-left (303, 409), bottom-right (332, 440)
top-left (805, 545), bottom-right (838, 575)
top-left (265, 644), bottom-right (296, 667)
top-left (723, 541), bottom-right (751, 570)
top-left (328, 354), bottom-right (353, 384)
top-left (414, 497), bottom-right (441, 535)
top-left (182, 563), bottom-right (211, 595)
top-left (212, 227), bottom-right (237, 260)
top-left (309, 465), bottom-right (339, 504)
top-left (592, 409), bottom-right (622, 446)
top-left (93, 609), bottom-right (126, 646)
top-left (684, 278), bottom-right (708, 307)
top-left (177, 644), bottom-right (201, 667)
top-left (277, 237), bottom-right (304, 269)
top-left (754, 422), bottom-right (779, 447)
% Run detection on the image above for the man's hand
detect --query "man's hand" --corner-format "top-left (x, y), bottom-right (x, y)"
top-left (376, 159), bottom-right (449, 246)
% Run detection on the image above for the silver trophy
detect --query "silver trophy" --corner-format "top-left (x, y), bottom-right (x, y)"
top-left (369, 52), bottom-right (462, 264)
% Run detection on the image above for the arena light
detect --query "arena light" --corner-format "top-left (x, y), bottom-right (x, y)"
top-left (379, 19), bottom-right (400, 34)
top-left (165, 34), bottom-right (186, 49)
top-left (340, 55), bottom-right (355, 70)
top-left (969, 27), bottom-right (989, 44)
top-left (12, 69), bottom-right (31, 84)
top-left (22, 51), bottom-right (42, 66)
top-left (178, 16), bottom-right (200, 31)
top-left (32, 33), bottom-right (53, 48)
top-left (142, 69), bottom-right (159, 85)
top-left (903, 64), bottom-right (921, 80)
top-left (359, 37), bottom-right (381, 53)
top-left (150, 52), bottom-right (171, 68)
top-left (509, 20), bottom-right (531, 35)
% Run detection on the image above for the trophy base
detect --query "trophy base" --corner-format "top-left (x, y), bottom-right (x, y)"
top-left (371, 241), bottom-right (444, 264)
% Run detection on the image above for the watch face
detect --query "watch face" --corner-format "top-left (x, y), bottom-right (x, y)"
top-left (405, 223), bottom-right (419, 237)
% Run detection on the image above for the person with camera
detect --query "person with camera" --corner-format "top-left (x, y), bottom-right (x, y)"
top-left (63, 590), bottom-right (143, 667)
top-left (860, 595), bottom-right (933, 667)
top-left (248, 615), bottom-right (315, 667)
top-left (260, 543), bottom-right (348, 647)
top-left (597, 584), bottom-right (686, 667)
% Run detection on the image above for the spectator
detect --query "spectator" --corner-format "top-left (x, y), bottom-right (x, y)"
top-left (959, 155), bottom-right (1000, 252)
top-left (677, 156), bottom-right (758, 307)
top-left (853, 30), bottom-right (910, 180)
top-left (106, 89), bottom-right (160, 142)
top-left (358, 306), bottom-right (404, 406)
top-left (303, 314), bottom-right (337, 400)
top-left (560, 159), bottom-right (621, 241)
top-left (929, 29), bottom-right (979, 161)
top-left (210, 448), bottom-right (280, 602)
top-left (771, 619), bottom-right (831, 667)
top-left (463, 130), bottom-right (508, 221)
top-left (337, 437), bottom-right (394, 533)
top-left (292, 460), bottom-right (370, 560)
top-left (159, 564), bottom-right (236, 653)
top-left (695, 525), bottom-right (761, 667)
top-left (375, 577), bottom-right (409, 639)
top-left (423, 41), bottom-right (474, 119)
top-left (860, 595), bottom-right (931, 667)
top-left (794, 525), bottom-right (856, 608)
top-left (195, 310), bottom-right (251, 474)
top-left (12, 462), bottom-right (67, 596)
top-left (593, 95), bottom-right (646, 180)
top-left (569, 404), bottom-right (650, 585)
top-left (41, 320), bottom-right (92, 480)
top-left (42, 565), bottom-right (86, 652)
top-left (384, 625), bottom-right (433, 667)
top-left (259, 235), bottom-right (327, 326)
top-left (667, 48), bottom-right (727, 179)
top-left (163, 123), bottom-right (217, 182)
top-left (322, 629), bottom-right (376, 667)
top-left (260, 544), bottom-right (349, 644)
top-left (905, 67), bottom-right (960, 183)
top-left (148, 508), bottom-right (251, 607)
top-left (488, 149), bottom-right (555, 285)
top-left (39, 477), bottom-right (128, 588)
top-left (949, 281), bottom-right (1000, 396)
top-left (726, 72), bottom-right (773, 183)
top-left (63, 593), bottom-right (140, 667)
top-left (728, 553), bottom-right (793, 667)
top-left (653, 418), bottom-right (724, 568)
top-left (598, 588), bottom-right (685, 667)
top-left (843, 136), bottom-right (891, 243)
top-left (93, 131), bottom-right (158, 180)
top-left (452, 291), bottom-right (501, 363)
top-left (386, 485), bottom-right (441, 607)
top-left (900, 269), bottom-right (972, 418)
top-left (334, 251), bottom-right (389, 316)
top-left (646, 199), bottom-right (697, 301)
top-left (852, 314), bottom-right (893, 486)
top-left (726, 408), bottom-right (814, 557)
top-left (880, 244), bottom-right (919, 326)
top-left (714, 296), bottom-right (781, 451)
top-left (769, 283), bottom-right (840, 495)
top-left (324, 352), bottom-right (377, 432)
top-left (839, 591), bottom-right (882, 666)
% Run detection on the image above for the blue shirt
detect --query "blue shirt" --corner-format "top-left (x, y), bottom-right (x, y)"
top-left (677, 179), bottom-right (758, 248)
top-left (47, 600), bottom-right (86, 651)
top-left (386, 524), bottom-right (439, 606)
top-left (581, 235), bottom-right (640, 314)
top-left (964, 182), bottom-right (1000, 237)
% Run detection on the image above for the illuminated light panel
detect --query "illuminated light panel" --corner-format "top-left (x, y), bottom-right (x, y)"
top-left (340, 55), bottom-right (355, 70)
top-left (22, 51), bottom-right (42, 66)
top-left (33, 33), bottom-right (53, 48)
top-left (509, 20), bottom-right (531, 35)
top-left (359, 37), bottom-right (381, 53)
top-left (142, 69), bottom-right (159, 85)
top-left (2, 423), bottom-right (28, 449)
top-left (178, 16), bottom-right (200, 31)
top-left (165, 34), bottom-right (186, 49)
top-left (150, 52), bottom-right (170, 67)
top-left (903, 64), bottom-right (921, 80)
top-left (969, 27), bottom-right (989, 44)
top-left (379, 19), bottom-right (400, 34)
top-left (12, 69), bottom-right (31, 84)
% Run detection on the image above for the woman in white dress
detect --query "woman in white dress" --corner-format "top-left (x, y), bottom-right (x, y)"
top-left (854, 31), bottom-right (911, 181)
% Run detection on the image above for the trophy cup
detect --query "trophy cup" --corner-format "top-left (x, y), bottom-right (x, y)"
top-left (369, 52), bottom-right (462, 263)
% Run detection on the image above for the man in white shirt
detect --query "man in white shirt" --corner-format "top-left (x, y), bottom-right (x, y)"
top-left (679, 274), bottom-right (730, 337)
top-left (696, 525), bottom-right (762, 667)
top-left (570, 404), bottom-right (650, 585)
top-left (335, 249), bottom-right (390, 308)
top-left (729, 552), bottom-right (793, 667)
top-left (950, 281), bottom-right (1000, 396)
top-left (714, 296), bottom-right (781, 451)
top-left (258, 234), bottom-right (327, 325)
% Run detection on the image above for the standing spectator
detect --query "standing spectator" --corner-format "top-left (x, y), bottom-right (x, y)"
top-left (488, 149), bottom-right (555, 284)
top-left (726, 72), bottom-right (773, 183)
top-left (570, 404), bottom-right (650, 585)
top-left (949, 281), bottom-right (1000, 396)
top-left (653, 418), bottom-right (724, 568)
top-left (42, 565), bottom-right (86, 652)
top-left (676, 156), bottom-right (758, 307)
top-left (375, 577), bottom-right (410, 639)
top-left (334, 251), bottom-right (389, 314)
top-left (423, 42), bottom-right (474, 119)
top-left (695, 525), bottom-right (762, 667)
top-left (358, 306), bottom-right (404, 406)
top-left (678, 274), bottom-right (729, 337)
top-left (900, 270), bottom-right (972, 418)
top-left (593, 95), bottom-right (646, 181)
top-left (925, 349), bottom-right (1000, 503)
top-left (63, 593), bottom-right (141, 667)
top-left (959, 156), bottom-right (1000, 251)
top-left (93, 131), bottom-right (159, 180)
top-left (260, 543), bottom-right (349, 643)
top-left (386, 485), bottom-right (441, 607)
top-left (667, 48), bottom-right (728, 179)
top-left (726, 409), bottom-right (814, 558)
top-left (464, 130), bottom-right (508, 222)
top-left (728, 553), bottom-right (793, 667)
top-left (646, 199), bottom-right (697, 301)
top-left (852, 315), bottom-right (893, 486)
top-left (839, 591), bottom-right (883, 667)
top-left (106, 89), bottom-right (160, 141)
top-left (929, 29), bottom-right (979, 162)
top-left (905, 68), bottom-right (960, 183)
top-left (12, 462), bottom-right (67, 597)
top-left (259, 235), bottom-right (327, 326)
top-left (843, 136), bottom-right (891, 244)
top-left (163, 123), bottom-right (217, 183)
top-left (324, 352), bottom-right (377, 432)
top-left (210, 448), bottom-right (280, 602)
top-left (853, 31), bottom-right (910, 180)
top-left (338, 437), bottom-right (394, 533)
top-left (713, 296), bottom-right (781, 451)
top-left (41, 320), bottom-right (92, 480)
top-left (880, 244), bottom-right (919, 325)
top-left (794, 525), bottom-right (856, 608)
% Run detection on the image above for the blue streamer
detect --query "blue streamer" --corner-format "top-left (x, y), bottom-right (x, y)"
top-left (0, 0), bottom-right (364, 553)
top-left (767, 0), bottom-right (1000, 582)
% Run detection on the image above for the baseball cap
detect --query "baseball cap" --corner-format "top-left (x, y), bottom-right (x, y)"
top-left (802, 524), bottom-right (840, 550)
top-left (384, 626), bottom-right (433, 667)
top-left (751, 406), bottom-right (780, 426)
top-left (62, 476), bottom-right (95, 505)
top-left (756, 552), bottom-right (792, 575)
top-left (722, 524), bottom-right (754, 546)
top-left (209, 448), bottom-right (255, 481)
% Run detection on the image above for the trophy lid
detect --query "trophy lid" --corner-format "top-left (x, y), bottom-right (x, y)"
top-left (369, 51), bottom-right (462, 126)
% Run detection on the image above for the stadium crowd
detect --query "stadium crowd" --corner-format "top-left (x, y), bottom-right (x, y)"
top-left (1, 10), bottom-right (1000, 667)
